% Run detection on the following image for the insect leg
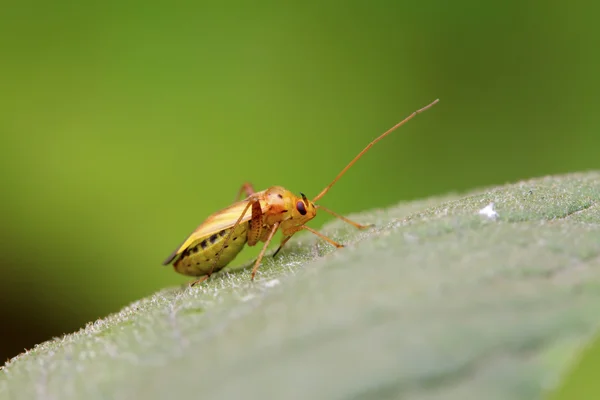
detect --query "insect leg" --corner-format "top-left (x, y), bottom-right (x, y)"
top-left (235, 182), bottom-right (256, 201)
top-left (272, 235), bottom-right (293, 258)
top-left (190, 275), bottom-right (209, 287)
top-left (246, 200), bottom-right (264, 246)
top-left (300, 225), bottom-right (345, 248)
top-left (250, 221), bottom-right (280, 280)
top-left (316, 205), bottom-right (374, 229)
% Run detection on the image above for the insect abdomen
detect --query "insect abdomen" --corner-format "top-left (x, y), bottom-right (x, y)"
top-left (172, 222), bottom-right (249, 277)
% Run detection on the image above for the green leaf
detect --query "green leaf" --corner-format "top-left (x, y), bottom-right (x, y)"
top-left (547, 331), bottom-right (600, 400)
top-left (1, 172), bottom-right (599, 400)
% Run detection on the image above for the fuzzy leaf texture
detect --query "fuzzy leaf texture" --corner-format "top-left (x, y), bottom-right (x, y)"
top-left (1, 172), bottom-right (600, 400)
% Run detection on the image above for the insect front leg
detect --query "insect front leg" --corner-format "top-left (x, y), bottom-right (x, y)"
top-left (272, 235), bottom-right (293, 258)
top-left (272, 225), bottom-right (345, 263)
top-left (305, 226), bottom-right (345, 248)
top-left (282, 225), bottom-right (345, 249)
top-left (235, 182), bottom-right (256, 201)
top-left (316, 205), bottom-right (374, 230)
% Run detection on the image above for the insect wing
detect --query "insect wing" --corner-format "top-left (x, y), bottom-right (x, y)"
top-left (162, 197), bottom-right (267, 265)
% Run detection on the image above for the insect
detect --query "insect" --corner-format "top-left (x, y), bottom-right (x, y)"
top-left (163, 99), bottom-right (439, 285)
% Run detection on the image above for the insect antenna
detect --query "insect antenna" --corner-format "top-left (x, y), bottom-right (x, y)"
top-left (311, 99), bottom-right (439, 203)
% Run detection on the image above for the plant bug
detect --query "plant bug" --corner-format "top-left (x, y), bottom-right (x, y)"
top-left (163, 99), bottom-right (439, 285)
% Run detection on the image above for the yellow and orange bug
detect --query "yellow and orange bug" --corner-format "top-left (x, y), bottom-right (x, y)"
top-left (163, 99), bottom-right (439, 285)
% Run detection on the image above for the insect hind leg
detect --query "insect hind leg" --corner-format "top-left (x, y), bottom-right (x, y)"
top-left (189, 275), bottom-right (209, 287)
top-left (235, 182), bottom-right (256, 201)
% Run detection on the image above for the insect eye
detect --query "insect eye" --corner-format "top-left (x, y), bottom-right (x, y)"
top-left (296, 201), bottom-right (307, 215)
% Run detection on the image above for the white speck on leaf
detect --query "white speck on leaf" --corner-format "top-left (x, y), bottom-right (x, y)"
top-left (241, 294), bottom-right (255, 302)
top-left (264, 279), bottom-right (280, 288)
top-left (479, 202), bottom-right (499, 219)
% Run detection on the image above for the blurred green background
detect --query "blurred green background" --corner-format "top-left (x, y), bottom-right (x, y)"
top-left (1, 0), bottom-right (598, 362)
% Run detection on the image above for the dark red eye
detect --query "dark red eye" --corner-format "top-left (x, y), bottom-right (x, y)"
top-left (296, 201), bottom-right (307, 215)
